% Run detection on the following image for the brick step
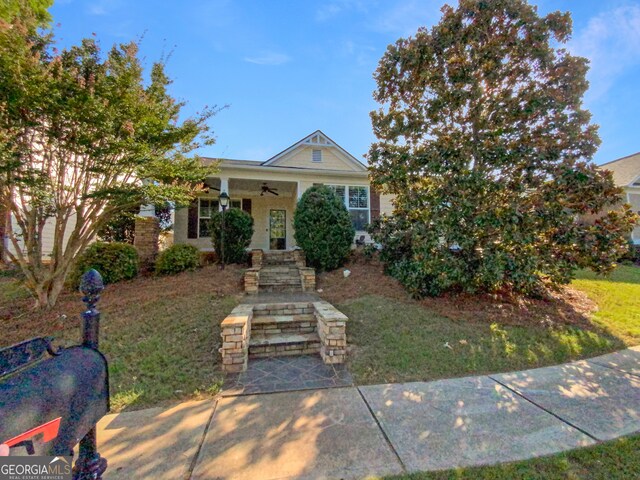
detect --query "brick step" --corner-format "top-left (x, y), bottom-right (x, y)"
top-left (258, 279), bottom-right (301, 286)
top-left (261, 266), bottom-right (298, 275)
top-left (249, 332), bottom-right (321, 358)
top-left (252, 303), bottom-right (315, 315)
top-left (258, 285), bottom-right (304, 293)
top-left (259, 274), bottom-right (301, 280)
top-left (251, 314), bottom-right (317, 335)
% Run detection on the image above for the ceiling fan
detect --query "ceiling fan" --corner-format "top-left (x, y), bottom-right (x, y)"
top-left (202, 179), bottom-right (220, 193)
top-left (260, 183), bottom-right (279, 196)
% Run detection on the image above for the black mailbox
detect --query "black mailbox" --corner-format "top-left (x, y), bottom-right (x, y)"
top-left (0, 339), bottom-right (109, 455)
top-left (0, 269), bottom-right (109, 479)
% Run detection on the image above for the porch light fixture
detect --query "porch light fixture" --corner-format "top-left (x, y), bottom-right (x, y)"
top-left (219, 191), bottom-right (230, 209)
top-left (219, 192), bottom-right (230, 269)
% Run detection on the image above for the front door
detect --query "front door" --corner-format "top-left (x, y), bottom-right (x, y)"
top-left (269, 209), bottom-right (286, 250)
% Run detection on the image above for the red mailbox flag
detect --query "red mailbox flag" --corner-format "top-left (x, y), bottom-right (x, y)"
top-left (4, 417), bottom-right (62, 447)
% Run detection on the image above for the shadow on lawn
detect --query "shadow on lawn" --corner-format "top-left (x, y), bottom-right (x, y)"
top-left (340, 294), bottom-right (626, 386)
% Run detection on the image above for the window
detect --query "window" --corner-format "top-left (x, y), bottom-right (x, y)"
top-left (198, 198), bottom-right (218, 237)
top-left (312, 149), bottom-right (322, 162)
top-left (328, 185), bottom-right (369, 231)
top-left (230, 199), bottom-right (242, 209)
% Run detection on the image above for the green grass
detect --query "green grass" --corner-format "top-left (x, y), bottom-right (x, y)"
top-left (342, 295), bottom-right (623, 385)
top-left (90, 293), bottom-right (238, 411)
top-left (382, 434), bottom-right (640, 479)
top-left (1, 265), bottom-right (243, 412)
top-left (573, 265), bottom-right (640, 344)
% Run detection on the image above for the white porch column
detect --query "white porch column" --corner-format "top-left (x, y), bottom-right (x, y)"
top-left (138, 203), bottom-right (155, 217)
top-left (219, 177), bottom-right (229, 211)
top-left (297, 181), bottom-right (303, 201)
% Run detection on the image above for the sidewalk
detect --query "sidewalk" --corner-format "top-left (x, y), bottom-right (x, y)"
top-left (97, 346), bottom-right (640, 480)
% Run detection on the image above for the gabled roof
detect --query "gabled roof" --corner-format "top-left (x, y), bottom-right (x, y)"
top-left (261, 130), bottom-right (367, 172)
top-left (599, 151), bottom-right (640, 187)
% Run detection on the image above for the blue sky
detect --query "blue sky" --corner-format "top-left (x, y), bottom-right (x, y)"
top-left (50, 0), bottom-right (640, 165)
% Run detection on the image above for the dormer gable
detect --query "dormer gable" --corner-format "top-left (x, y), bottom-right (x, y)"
top-left (262, 130), bottom-right (366, 172)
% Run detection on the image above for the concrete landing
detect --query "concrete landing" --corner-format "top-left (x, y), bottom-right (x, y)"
top-left (221, 355), bottom-right (353, 396)
top-left (241, 292), bottom-right (320, 304)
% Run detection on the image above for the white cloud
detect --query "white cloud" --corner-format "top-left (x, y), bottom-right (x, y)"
top-left (372, 0), bottom-right (441, 37)
top-left (86, 0), bottom-right (122, 16)
top-left (316, 0), bottom-right (369, 22)
top-left (569, 5), bottom-right (640, 101)
top-left (244, 52), bottom-right (291, 66)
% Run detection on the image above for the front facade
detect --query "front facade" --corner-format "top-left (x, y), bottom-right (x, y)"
top-left (174, 130), bottom-right (394, 251)
top-left (599, 151), bottom-right (640, 243)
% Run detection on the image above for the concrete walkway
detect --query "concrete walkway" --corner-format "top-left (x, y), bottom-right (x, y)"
top-left (97, 347), bottom-right (640, 480)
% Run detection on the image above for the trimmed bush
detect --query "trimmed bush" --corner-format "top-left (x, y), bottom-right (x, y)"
top-left (69, 242), bottom-right (138, 288)
top-left (210, 208), bottom-right (254, 264)
top-left (155, 244), bottom-right (200, 275)
top-left (294, 185), bottom-right (355, 271)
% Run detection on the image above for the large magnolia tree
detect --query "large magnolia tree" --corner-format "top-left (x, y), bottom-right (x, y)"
top-left (0, 8), bottom-right (218, 307)
top-left (368, 0), bottom-right (637, 297)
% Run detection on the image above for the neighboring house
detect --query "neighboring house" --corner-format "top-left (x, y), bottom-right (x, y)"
top-left (174, 130), bottom-right (394, 251)
top-left (598, 151), bottom-right (640, 243)
top-left (1, 206), bottom-right (78, 263)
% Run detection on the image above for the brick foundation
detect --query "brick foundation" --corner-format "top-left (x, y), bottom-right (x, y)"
top-left (219, 304), bottom-right (253, 373)
top-left (244, 268), bottom-right (260, 294)
top-left (134, 216), bottom-right (160, 266)
top-left (314, 301), bottom-right (348, 364)
top-left (300, 267), bottom-right (316, 292)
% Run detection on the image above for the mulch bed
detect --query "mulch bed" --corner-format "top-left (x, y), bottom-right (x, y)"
top-left (317, 253), bottom-right (598, 331)
top-left (1, 264), bottom-right (245, 348)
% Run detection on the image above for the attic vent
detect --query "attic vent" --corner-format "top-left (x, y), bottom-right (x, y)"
top-left (312, 149), bottom-right (322, 162)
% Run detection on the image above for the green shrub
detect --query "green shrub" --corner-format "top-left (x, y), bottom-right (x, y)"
top-left (362, 243), bottom-right (378, 260)
top-left (210, 208), bottom-right (254, 264)
top-left (155, 244), bottom-right (200, 275)
top-left (619, 241), bottom-right (640, 264)
top-left (294, 185), bottom-right (355, 271)
top-left (69, 242), bottom-right (138, 288)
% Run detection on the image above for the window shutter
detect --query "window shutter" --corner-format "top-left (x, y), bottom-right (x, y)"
top-left (370, 190), bottom-right (381, 221)
top-left (187, 200), bottom-right (198, 239)
top-left (242, 198), bottom-right (252, 215)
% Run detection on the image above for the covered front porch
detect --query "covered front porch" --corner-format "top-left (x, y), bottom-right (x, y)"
top-left (176, 177), bottom-right (301, 252)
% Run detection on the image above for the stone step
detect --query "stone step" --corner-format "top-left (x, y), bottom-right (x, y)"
top-left (252, 303), bottom-right (315, 315)
top-left (261, 266), bottom-right (299, 273)
top-left (251, 314), bottom-right (317, 335)
top-left (259, 274), bottom-right (301, 280)
top-left (249, 332), bottom-right (321, 358)
top-left (252, 313), bottom-right (316, 325)
top-left (258, 285), bottom-right (304, 293)
top-left (259, 277), bottom-right (301, 284)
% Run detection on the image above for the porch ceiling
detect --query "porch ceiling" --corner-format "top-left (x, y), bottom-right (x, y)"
top-left (230, 178), bottom-right (296, 197)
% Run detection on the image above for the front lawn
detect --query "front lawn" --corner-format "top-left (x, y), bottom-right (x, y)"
top-left (573, 266), bottom-right (640, 344)
top-left (383, 434), bottom-right (640, 480)
top-left (340, 295), bottom-right (622, 385)
top-left (3, 255), bottom-right (639, 412)
top-left (319, 257), bottom-right (639, 386)
top-left (0, 265), bottom-right (244, 411)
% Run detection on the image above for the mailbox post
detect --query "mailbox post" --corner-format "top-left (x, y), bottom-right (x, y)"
top-left (73, 269), bottom-right (108, 480)
top-left (0, 269), bottom-right (110, 473)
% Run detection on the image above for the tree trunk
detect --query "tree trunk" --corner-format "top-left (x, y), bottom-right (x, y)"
top-left (33, 273), bottom-right (68, 309)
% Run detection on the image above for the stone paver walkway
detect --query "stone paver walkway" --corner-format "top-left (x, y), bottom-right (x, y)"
top-left (222, 355), bottom-right (353, 396)
top-left (98, 346), bottom-right (640, 480)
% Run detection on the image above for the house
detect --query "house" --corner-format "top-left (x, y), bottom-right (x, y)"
top-left (173, 130), bottom-right (394, 251)
top-left (598, 151), bottom-right (640, 243)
